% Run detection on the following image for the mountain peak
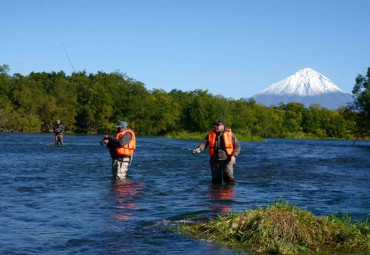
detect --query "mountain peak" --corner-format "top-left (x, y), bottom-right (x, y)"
top-left (252, 68), bottom-right (353, 110)
top-left (258, 67), bottom-right (344, 96)
top-left (297, 67), bottom-right (316, 74)
top-left (298, 67), bottom-right (316, 74)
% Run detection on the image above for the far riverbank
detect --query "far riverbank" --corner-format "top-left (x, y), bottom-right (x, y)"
top-left (1, 129), bottom-right (369, 142)
top-left (163, 130), bottom-right (369, 142)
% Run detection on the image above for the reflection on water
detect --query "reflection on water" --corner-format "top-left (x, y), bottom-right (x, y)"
top-left (108, 179), bottom-right (143, 224)
top-left (208, 185), bottom-right (236, 214)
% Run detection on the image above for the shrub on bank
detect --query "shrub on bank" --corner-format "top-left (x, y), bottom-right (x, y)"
top-left (178, 201), bottom-right (370, 254)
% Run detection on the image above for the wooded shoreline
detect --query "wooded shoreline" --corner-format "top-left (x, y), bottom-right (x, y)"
top-left (1, 65), bottom-right (368, 140)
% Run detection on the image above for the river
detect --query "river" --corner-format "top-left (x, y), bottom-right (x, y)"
top-left (0, 133), bottom-right (369, 254)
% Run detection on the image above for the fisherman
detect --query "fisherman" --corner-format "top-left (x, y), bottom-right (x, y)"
top-left (53, 120), bottom-right (65, 145)
top-left (102, 121), bottom-right (136, 180)
top-left (192, 119), bottom-right (241, 185)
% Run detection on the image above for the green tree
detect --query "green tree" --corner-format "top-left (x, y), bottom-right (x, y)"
top-left (228, 99), bottom-right (257, 135)
top-left (282, 103), bottom-right (306, 134)
top-left (252, 105), bottom-right (284, 138)
top-left (0, 65), bottom-right (12, 130)
top-left (0, 95), bottom-right (14, 130)
top-left (0, 64), bottom-right (10, 96)
top-left (304, 104), bottom-right (324, 135)
top-left (146, 89), bottom-right (180, 134)
top-left (124, 80), bottom-right (151, 134)
top-left (8, 74), bottom-right (45, 131)
top-left (181, 90), bottom-right (225, 132)
top-left (351, 67), bottom-right (370, 139)
top-left (321, 110), bottom-right (347, 138)
top-left (48, 78), bottom-right (78, 132)
top-left (72, 71), bottom-right (97, 133)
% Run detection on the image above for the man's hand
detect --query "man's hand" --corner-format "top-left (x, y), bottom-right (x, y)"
top-left (193, 148), bottom-right (201, 154)
top-left (230, 156), bottom-right (236, 165)
top-left (103, 135), bottom-right (109, 144)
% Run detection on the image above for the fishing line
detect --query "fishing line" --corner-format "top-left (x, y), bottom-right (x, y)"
top-left (141, 139), bottom-right (196, 154)
top-left (139, 138), bottom-right (205, 156)
top-left (61, 42), bottom-right (76, 72)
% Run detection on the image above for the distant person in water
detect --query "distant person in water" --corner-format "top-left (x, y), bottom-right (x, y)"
top-left (53, 120), bottom-right (65, 145)
top-left (192, 119), bottom-right (241, 185)
top-left (102, 121), bottom-right (136, 180)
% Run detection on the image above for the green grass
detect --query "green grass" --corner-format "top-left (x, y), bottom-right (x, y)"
top-left (280, 131), bottom-right (368, 140)
top-left (164, 131), bottom-right (209, 140)
top-left (178, 201), bottom-right (370, 254)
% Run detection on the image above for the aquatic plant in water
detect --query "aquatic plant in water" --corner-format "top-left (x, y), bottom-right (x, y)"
top-left (178, 200), bottom-right (370, 254)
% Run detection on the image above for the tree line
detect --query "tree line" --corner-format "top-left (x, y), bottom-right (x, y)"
top-left (0, 64), bottom-right (369, 139)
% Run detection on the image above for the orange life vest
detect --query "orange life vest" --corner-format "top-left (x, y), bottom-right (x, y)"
top-left (208, 129), bottom-right (234, 156)
top-left (115, 130), bottom-right (136, 156)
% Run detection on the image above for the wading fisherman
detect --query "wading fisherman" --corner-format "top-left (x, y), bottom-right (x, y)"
top-left (102, 121), bottom-right (136, 180)
top-left (192, 119), bottom-right (241, 185)
top-left (53, 120), bottom-right (65, 145)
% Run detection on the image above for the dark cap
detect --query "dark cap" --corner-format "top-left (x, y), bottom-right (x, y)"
top-left (213, 119), bottom-right (225, 125)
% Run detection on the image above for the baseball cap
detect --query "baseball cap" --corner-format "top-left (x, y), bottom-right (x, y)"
top-left (213, 119), bottom-right (225, 125)
top-left (115, 121), bottom-right (128, 128)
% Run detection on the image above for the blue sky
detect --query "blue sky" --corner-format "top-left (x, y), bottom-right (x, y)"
top-left (1, 0), bottom-right (369, 98)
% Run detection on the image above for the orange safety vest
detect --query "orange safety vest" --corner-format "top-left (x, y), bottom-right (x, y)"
top-left (208, 129), bottom-right (234, 156)
top-left (115, 130), bottom-right (136, 156)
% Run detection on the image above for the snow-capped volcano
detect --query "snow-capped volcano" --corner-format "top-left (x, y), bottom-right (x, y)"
top-left (259, 68), bottom-right (344, 96)
top-left (253, 68), bottom-right (353, 110)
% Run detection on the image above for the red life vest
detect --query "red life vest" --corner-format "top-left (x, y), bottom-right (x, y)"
top-left (115, 130), bottom-right (136, 156)
top-left (208, 129), bottom-right (234, 156)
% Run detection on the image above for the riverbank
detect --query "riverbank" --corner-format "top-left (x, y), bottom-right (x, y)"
top-left (163, 130), bottom-right (370, 142)
top-left (1, 129), bottom-right (368, 143)
top-left (178, 200), bottom-right (370, 254)
top-left (163, 131), bottom-right (264, 142)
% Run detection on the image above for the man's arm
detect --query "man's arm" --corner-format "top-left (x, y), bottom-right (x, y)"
top-left (193, 135), bottom-right (209, 153)
top-left (107, 133), bottom-right (132, 147)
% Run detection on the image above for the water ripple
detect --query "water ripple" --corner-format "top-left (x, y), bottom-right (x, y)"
top-left (0, 134), bottom-right (369, 254)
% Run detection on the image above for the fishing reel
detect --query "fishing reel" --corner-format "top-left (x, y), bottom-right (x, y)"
top-left (100, 136), bottom-right (109, 146)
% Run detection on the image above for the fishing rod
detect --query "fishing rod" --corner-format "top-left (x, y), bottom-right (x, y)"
top-left (140, 139), bottom-right (199, 155)
top-left (166, 144), bottom-right (195, 152)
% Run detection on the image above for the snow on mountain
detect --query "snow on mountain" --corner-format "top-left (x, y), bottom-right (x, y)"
top-left (252, 68), bottom-right (353, 110)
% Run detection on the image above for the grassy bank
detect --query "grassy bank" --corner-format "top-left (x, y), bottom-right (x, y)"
top-left (178, 201), bottom-right (370, 254)
top-left (162, 130), bottom-right (369, 142)
top-left (278, 131), bottom-right (370, 140)
top-left (163, 131), bottom-right (263, 142)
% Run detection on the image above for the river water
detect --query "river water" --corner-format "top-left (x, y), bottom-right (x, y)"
top-left (0, 133), bottom-right (369, 254)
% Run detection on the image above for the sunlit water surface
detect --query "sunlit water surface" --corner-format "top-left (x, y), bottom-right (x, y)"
top-left (0, 133), bottom-right (369, 254)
